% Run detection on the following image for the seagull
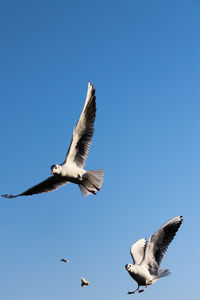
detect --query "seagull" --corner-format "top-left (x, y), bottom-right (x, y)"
top-left (125, 216), bottom-right (183, 294)
top-left (60, 258), bottom-right (69, 263)
top-left (81, 277), bottom-right (90, 287)
top-left (2, 82), bottom-right (104, 198)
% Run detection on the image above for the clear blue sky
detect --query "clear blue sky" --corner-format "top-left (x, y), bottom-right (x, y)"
top-left (1, 1), bottom-right (200, 299)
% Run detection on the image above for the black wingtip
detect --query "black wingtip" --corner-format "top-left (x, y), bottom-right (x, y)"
top-left (2, 194), bottom-right (17, 199)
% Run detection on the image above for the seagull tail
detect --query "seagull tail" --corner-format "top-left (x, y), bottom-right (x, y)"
top-left (79, 169), bottom-right (104, 197)
top-left (158, 268), bottom-right (171, 278)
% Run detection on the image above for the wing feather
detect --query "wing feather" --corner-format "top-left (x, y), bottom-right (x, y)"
top-left (2, 176), bottom-right (69, 198)
top-left (130, 238), bottom-right (147, 265)
top-left (64, 82), bottom-right (96, 168)
top-left (141, 216), bottom-right (183, 272)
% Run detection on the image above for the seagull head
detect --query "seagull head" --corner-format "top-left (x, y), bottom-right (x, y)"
top-left (125, 263), bottom-right (134, 272)
top-left (51, 164), bottom-right (62, 175)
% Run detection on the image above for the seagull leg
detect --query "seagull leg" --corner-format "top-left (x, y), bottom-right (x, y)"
top-left (127, 285), bottom-right (140, 294)
top-left (90, 190), bottom-right (96, 195)
top-left (138, 285), bottom-right (147, 293)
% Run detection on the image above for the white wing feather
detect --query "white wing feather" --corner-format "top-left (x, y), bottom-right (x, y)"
top-left (130, 238), bottom-right (147, 265)
top-left (64, 82), bottom-right (96, 168)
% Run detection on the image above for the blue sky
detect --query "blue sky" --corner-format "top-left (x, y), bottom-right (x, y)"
top-left (1, 0), bottom-right (200, 299)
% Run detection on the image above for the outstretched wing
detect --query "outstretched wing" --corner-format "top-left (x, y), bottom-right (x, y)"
top-left (130, 238), bottom-right (147, 265)
top-left (64, 82), bottom-right (96, 168)
top-left (141, 216), bottom-right (183, 272)
top-left (2, 176), bottom-right (69, 198)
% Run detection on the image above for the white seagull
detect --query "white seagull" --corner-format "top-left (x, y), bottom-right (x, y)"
top-left (2, 82), bottom-right (104, 198)
top-left (125, 216), bottom-right (183, 294)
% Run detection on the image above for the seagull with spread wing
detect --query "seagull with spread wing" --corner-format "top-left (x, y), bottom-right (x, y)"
top-left (125, 216), bottom-right (183, 294)
top-left (2, 82), bottom-right (104, 198)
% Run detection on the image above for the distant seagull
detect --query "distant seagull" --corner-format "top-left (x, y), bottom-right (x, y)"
top-left (81, 277), bottom-right (90, 287)
top-left (2, 82), bottom-right (104, 198)
top-left (125, 216), bottom-right (183, 294)
top-left (60, 258), bottom-right (69, 263)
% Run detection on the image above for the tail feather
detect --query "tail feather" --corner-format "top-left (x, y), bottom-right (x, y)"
top-left (149, 268), bottom-right (171, 285)
top-left (79, 184), bottom-right (92, 197)
top-left (79, 169), bottom-right (104, 197)
top-left (158, 268), bottom-right (171, 278)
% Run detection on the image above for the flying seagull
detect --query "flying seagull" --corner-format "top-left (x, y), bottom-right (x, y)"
top-left (125, 216), bottom-right (183, 294)
top-left (81, 277), bottom-right (90, 287)
top-left (60, 258), bottom-right (69, 263)
top-left (2, 82), bottom-right (104, 198)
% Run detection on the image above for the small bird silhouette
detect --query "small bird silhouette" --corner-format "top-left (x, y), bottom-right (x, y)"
top-left (60, 258), bottom-right (69, 263)
top-left (81, 277), bottom-right (90, 287)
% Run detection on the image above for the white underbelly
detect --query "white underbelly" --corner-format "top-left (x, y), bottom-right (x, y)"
top-left (61, 165), bottom-right (86, 179)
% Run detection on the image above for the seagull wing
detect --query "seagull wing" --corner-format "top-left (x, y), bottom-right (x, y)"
top-left (64, 82), bottom-right (96, 168)
top-left (2, 176), bottom-right (69, 198)
top-left (141, 216), bottom-right (183, 272)
top-left (130, 238), bottom-right (147, 265)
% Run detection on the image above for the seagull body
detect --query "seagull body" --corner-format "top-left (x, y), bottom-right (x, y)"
top-left (125, 216), bottom-right (183, 294)
top-left (2, 82), bottom-right (104, 198)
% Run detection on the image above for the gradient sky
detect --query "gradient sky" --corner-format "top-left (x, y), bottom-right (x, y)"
top-left (1, 1), bottom-right (200, 299)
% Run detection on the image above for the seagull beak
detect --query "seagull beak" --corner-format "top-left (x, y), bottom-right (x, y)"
top-left (51, 170), bottom-right (54, 175)
top-left (125, 264), bottom-right (128, 270)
